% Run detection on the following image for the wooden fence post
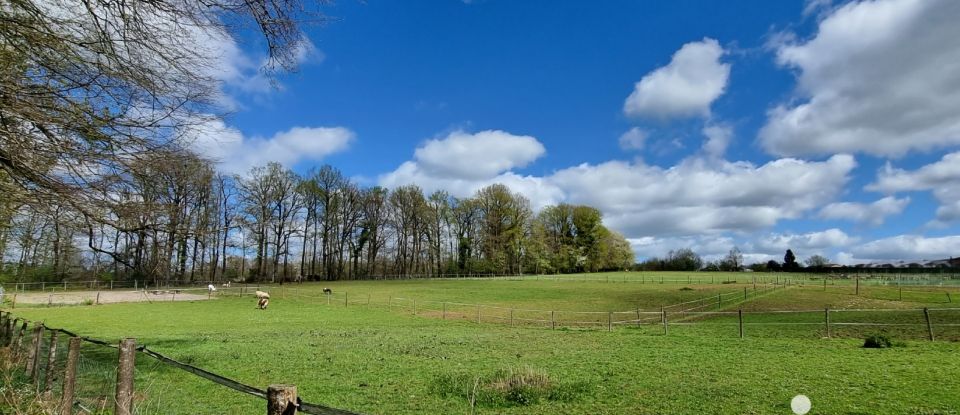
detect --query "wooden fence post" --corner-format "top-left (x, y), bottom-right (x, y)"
top-left (855, 275), bottom-right (860, 296)
top-left (551, 311), bottom-right (555, 330)
top-left (923, 308), bottom-right (934, 341)
top-left (744, 287), bottom-right (747, 300)
top-left (510, 308), bottom-right (514, 326)
top-left (12, 320), bottom-right (27, 358)
top-left (413, 299), bottom-right (417, 316)
top-left (43, 330), bottom-right (59, 393)
top-left (662, 309), bottom-right (668, 335)
top-left (636, 308), bottom-right (641, 328)
top-left (267, 384), bottom-right (298, 415)
top-left (476, 305), bottom-right (481, 324)
top-left (948, 292), bottom-right (952, 303)
top-left (607, 312), bottom-right (612, 332)
top-left (344, 293), bottom-right (348, 307)
top-left (60, 337), bottom-right (81, 415)
top-left (442, 302), bottom-right (446, 320)
top-left (26, 323), bottom-right (44, 381)
top-left (824, 308), bottom-right (831, 338)
top-left (11, 293), bottom-right (16, 308)
top-left (115, 338), bottom-right (137, 415)
top-left (738, 309), bottom-right (744, 339)
top-left (717, 294), bottom-right (722, 310)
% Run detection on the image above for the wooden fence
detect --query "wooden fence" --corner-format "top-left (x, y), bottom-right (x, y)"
top-left (0, 310), bottom-right (361, 415)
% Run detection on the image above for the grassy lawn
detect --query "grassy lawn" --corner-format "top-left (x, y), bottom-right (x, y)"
top-left (4, 276), bottom-right (960, 414)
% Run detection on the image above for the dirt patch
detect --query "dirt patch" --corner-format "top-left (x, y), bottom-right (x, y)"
top-left (10, 289), bottom-right (210, 305)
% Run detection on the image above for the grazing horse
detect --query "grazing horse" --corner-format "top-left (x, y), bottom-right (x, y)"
top-left (255, 290), bottom-right (270, 310)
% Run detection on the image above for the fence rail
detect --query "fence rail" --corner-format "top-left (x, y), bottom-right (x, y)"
top-left (4, 270), bottom-right (960, 294)
top-left (0, 310), bottom-right (362, 415)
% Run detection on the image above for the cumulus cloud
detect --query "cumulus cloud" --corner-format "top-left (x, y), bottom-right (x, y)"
top-left (188, 120), bottom-right (354, 174)
top-left (701, 123), bottom-right (732, 158)
top-left (413, 130), bottom-right (545, 180)
top-left (551, 154), bottom-right (856, 236)
top-left (753, 228), bottom-right (857, 253)
top-left (623, 38), bottom-right (730, 119)
top-left (818, 196), bottom-right (910, 226)
top-left (867, 152), bottom-right (960, 224)
top-left (761, 0), bottom-right (960, 157)
top-left (379, 130), bottom-right (561, 209)
top-left (850, 235), bottom-right (960, 261)
top-left (618, 127), bottom-right (648, 151)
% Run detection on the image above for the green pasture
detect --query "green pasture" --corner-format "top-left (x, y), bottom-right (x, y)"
top-left (4, 274), bottom-right (960, 414)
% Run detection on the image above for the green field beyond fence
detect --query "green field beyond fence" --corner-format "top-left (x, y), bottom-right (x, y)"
top-left (3, 272), bottom-right (960, 414)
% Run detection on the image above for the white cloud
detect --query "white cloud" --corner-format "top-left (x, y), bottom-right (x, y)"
top-left (551, 154), bottom-right (856, 236)
top-left (413, 130), bottom-right (545, 180)
top-left (378, 130), bottom-right (560, 209)
top-left (623, 38), bottom-right (730, 119)
top-left (753, 228), bottom-right (857, 253)
top-left (618, 127), bottom-right (648, 151)
top-left (867, 152), bottom-right (960, 224)
top-left (818, 196), bottom-right (910, 226)
top-left (850, 235), bottom-right (960, 261)
top-left (188, 120), bottom-right (354, 174)
top-left (701, 123), bottom-right (732, 158)
top-left (761, 0), bottom-right (960, 157)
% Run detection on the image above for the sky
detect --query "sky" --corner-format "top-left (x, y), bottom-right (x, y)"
top-left (191, 0), bottom-right (960, 265)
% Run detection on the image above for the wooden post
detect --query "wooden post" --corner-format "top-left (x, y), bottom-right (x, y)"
top-left (413, 299), bottom-right (417, 316)
top-left (948, 292), bottom-right (952, 303)
top-left (367, 294), bottom-right (371, 305)
top-left (96, 291), bottom-right (101, 305)
top-left (717, 294), bottom-right (722, 310)
top-left (510, 308), bottom-right (514, 326)
top-left (744, 287), bottom-right (747, 300)
top-left (267, 384), bottom-right (298, 415)
top-left (110, 280), bottom-right (114, 290)
top-left (824, 308), bottom-right (831, 338)
top-left (48, 294), bottom-right (53, 306)
top-left (12, 320), bottom-right (27, 358)
top-left (26, 323), bottom-right (44, 380)
top-left (636, 308), bottom-right (642, 328)
top-left (662, 309), bottom-right (668, 335)
top-left (899, 285), bottom-right (902, 301)
top-left (11, 292), bottom-right (16, 308)
top-left (607, 312), bottom-right (612, 332)
top-left (855, 275), bottom-right (860, 296)
top-left (115, 338), bottom-right (137, 415)
top-left (344, 292), bottom-right (348, 307)
top-left (442, 303), bottom-right (446, 320)
top-left (738, 309), bottom-right (744, 339)
top-left (923, 308), bottom-right (934, 341)
top-left (43, 330), bottom-right (58, 393)
top-left (551, 311), bottom-right (556, 329)
top-left (476, 304), bottom-right (481, 324)
top-left (60, 337), bottom-right (81, 415)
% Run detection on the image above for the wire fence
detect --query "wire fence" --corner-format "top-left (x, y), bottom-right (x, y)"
top-left (0, 311), bottom-right (362, 415)
top-left (244, 283), bottom-right (960, 341)
top-left (3, 270), bottom-right (960, 294)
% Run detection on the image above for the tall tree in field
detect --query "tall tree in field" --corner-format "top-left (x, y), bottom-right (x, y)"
top-left (784, 249), bottom-right (799, 272)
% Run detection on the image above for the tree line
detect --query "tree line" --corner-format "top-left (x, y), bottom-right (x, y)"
top-left (0, 154), bottom-right (634, 283)
top-left (635, 247), bottom-right (836, 272)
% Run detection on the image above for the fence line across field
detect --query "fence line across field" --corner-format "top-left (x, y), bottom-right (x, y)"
top-left (4, 270), bottom-right (960, 293)
top-left (0, 310), bottom-right (361, 415)
top-left (262, 284), bottom-right (958, 339)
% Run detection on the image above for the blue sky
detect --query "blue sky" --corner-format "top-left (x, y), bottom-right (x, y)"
top-left (193, 0), bottom-right (960, 264)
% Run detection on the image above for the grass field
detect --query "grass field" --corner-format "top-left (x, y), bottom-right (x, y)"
top-left (4, 272), bottom-right (960, 414)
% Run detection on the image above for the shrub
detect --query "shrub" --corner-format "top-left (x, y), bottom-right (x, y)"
top-left (679, 287), bottom-right (694, 291)
top-left (863, 334), bottom-right (893, 348)
top-left (81, 298), bottom-right (95, 306)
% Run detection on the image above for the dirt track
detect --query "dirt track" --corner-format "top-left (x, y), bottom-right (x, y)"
top-left (8, 289), bottom-right (210, 305)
